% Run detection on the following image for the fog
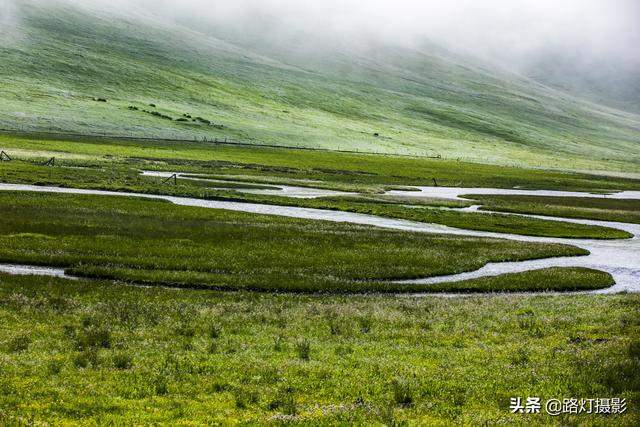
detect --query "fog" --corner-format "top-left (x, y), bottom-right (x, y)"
top-left (0, 0), bottom-right (21, 43)
top-left (2, 0), bottom-right (639, 99)
top-left (4, 0), bottom-right (639, 66)
top-left (121, 0), bottom-right (640, 69)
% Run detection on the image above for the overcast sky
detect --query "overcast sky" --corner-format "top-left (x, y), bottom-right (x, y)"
top-left (136, 0), bottom-right (640, 65)
top-left (4, 0), bottom-right (640, 68)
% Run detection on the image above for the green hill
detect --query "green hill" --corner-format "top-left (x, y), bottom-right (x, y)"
top-left (1, 0), bottom-right (639, 171)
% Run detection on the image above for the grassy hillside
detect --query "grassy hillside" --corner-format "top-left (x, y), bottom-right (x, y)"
top-left (1, 0), bottom-right (639, 171)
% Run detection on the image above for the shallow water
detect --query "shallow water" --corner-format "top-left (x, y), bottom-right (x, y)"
top-left (0, 263), bottom-right (70, 279)
top-left (386, 186), bottom-right (640, 201)
top-left (141, 171), bottom-right (357, 199)
top-left (396, 213), bottom-right (640, 294)
top-left (0, 183), bottom-right (638, 294)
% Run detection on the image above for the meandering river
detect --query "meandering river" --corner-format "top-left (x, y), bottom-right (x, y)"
top-left (0, 182), bottom-right (638, 294)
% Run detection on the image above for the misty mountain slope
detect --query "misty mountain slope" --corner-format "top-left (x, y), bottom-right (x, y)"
top-left (1, 0), bottom-right (639, 171)
top-left (525, 51), bottom-right (640, 114)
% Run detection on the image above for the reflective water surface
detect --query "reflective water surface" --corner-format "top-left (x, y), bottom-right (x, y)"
top-left (141, 171), bottom-right (357, 199)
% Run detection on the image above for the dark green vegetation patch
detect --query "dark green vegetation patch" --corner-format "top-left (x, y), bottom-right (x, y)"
top-left (420, 267), bottom-right (614, 294)
top-left (467, 194), bottom-right (640, 225)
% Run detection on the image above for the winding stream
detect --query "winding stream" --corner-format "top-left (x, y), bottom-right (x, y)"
top-left (387, 186), bottom-right (640, 200)
top-left (141, 171), bottom-right (358, 199)
top-left (0, 183), bottom-right (638, 294)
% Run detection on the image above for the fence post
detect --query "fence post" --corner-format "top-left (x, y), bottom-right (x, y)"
top-left (163, 174), bottom-right (178, 185)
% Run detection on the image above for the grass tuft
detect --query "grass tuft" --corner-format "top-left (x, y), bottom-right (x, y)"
top-left (6, 334), bottom-right (31, 353)
top-left (112, 352), bottom-right (133, 370)
top-left (391, 377), bottom-right (414, 407)
top-left (295, 339), bottom-right (311, 361)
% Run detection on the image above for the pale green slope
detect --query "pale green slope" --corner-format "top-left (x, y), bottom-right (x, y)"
top-left (1, 0), bottom-right (639, 171)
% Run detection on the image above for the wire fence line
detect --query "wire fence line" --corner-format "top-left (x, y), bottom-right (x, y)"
top-left (0, 128), bottom-right (446, 160)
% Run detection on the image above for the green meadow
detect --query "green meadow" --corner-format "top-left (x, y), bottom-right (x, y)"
top-left (3, 133), bottom-right (640, 192)
top-left (0, 275), bottom-right (638, 424)
top-left (1, 1), bottom-right (639, 172)
top-left (0, 1), bottom-right (639, 424)
top-left (0, 137), bottom-right (637, 423)
top-left (467, 194), bottom-right (640, 224)
top-left (0, 143), bottom-right (634, 239)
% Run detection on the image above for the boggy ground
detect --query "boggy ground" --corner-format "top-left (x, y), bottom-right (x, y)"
top-left (0, 133), bottom-right (639, 425)
top-left (0, 153), bottom-right (634, 240)
top-left (0, 192), bottom-right (605, 293)
top-left (3, 133), bottom-right (640, 192)
top-left (467, 194), bottom-right (640, 224)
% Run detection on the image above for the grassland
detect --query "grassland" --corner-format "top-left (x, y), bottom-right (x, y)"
top-left (0, 138), bottom-right (633, 425)
top-left (0, 274), bottom-right (637, 424)
top-left (467, 194), bottom-right (640, 224)
top-left (1, 1), bottom-right (639, 172)
top-left (295, 199), bottom-right (632, 239)
top-left (0, 191), bottom-right (596, 293)
top-left (0, 155), bottom-right (632, 239)
top-left (3, 133), bottom-right (640, 192)
top-left (3, 132), bottom-right (640, 239)
top-left (0, 131), bottom-right (636, 425)
top-left (422, 267), bottom-right (614, 294)
top-left (1, 1), bottom-right (638, 423)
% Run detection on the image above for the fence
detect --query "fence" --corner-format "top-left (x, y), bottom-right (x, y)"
top-left (0, 128), bottom-right (445, 160)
